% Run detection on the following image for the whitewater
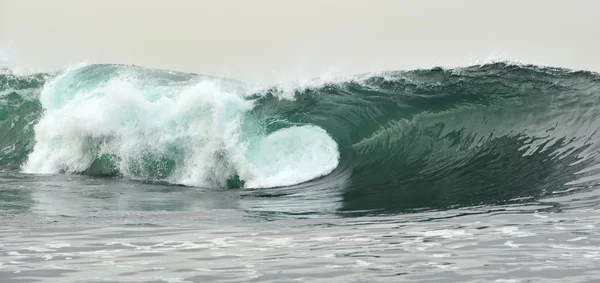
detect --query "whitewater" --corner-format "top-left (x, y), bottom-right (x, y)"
top-left (8, 64), bottom-right (340, 189)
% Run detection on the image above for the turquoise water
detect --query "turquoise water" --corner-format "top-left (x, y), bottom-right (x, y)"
top-left (1, 62), bottom-right (600, 282)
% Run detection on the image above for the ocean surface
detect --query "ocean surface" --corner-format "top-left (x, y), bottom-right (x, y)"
top-left (1, 62), bottom-right (600, 282)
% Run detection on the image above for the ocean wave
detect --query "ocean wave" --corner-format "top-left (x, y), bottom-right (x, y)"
top-left (2, 62), bottom-right (600, 212)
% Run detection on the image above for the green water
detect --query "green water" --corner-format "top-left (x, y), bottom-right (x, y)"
top-left (1, 63), bottom-right (600, 214)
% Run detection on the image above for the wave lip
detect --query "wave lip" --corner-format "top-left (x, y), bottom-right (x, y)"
top-left (243, 125), bottom-right (339, 188)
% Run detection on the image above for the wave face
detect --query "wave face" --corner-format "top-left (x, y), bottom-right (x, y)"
top-left (2, 62), bottom-right (600, 213)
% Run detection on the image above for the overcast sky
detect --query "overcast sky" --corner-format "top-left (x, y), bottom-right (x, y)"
top-left (1, 0), bottom-right (599, 81)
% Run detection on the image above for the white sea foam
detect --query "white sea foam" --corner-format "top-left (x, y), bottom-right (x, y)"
top-left (22, 65), bottom-right (340, 188)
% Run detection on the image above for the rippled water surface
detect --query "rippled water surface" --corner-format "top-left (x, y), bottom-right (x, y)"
top-left (1, 174), bottom-right (600, 283)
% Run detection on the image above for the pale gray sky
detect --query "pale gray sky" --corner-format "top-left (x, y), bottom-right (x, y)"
top-left (1, 0), bottom-right (599, 81)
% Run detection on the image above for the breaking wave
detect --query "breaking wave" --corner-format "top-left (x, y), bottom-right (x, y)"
top-left (2, 62), bottom-right (600, 212)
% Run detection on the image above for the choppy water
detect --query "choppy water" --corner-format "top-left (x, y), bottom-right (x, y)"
top-left (1, 62), bottom-right (600, 282)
